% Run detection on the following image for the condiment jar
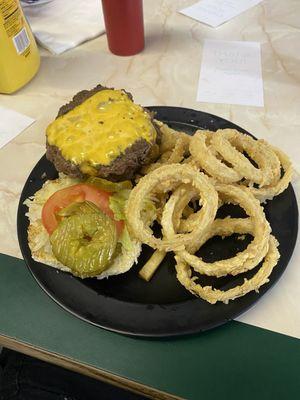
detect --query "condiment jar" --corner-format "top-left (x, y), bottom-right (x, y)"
top-left (101, 0), bottom-right (144, 56)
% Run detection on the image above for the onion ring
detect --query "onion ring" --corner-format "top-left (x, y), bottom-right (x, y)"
top-left (125, 164), bottom-right (218, 251)
top-left (190, 131), bottom-right (243, 183)
top-left (189, 129), bottom-right (292, 203)
top-left (141, 123), bottom-right (191, 175)
top-left (142, 137), bottom-right (187, 174)
top-left (154, 120), bottom-right (191, 153)
top-left (175, 235), bottom-right (279, 304)
top-left (211, 129), bottom-right (281, 187)
top-left (245, 146), bottom-right (293, 202)
top-left (174, 184), bottom-right (271, 277)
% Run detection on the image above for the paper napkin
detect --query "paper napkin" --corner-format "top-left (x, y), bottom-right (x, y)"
top-left (23, 0), bottom-right (105, 54)
top-left (0, 107), bottom-right (35, 149)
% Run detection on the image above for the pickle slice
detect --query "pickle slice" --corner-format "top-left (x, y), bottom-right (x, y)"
top-left (86, 177), bottom-right (132, 192)
top-left (56, 201), bottom-right (100, 218)
top-left (50, 207), bottom-right (117, 278)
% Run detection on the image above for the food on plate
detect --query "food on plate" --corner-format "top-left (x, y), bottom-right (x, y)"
top-left (41, 181), bottom-right (124, 235)
top-left (124, 124), bottom-right (293, 303)
top-left (168, 184), bottom-right (280, 304)
top-left (125, 164), bottom-right (218, 252)
top-left (50, 201), bottom-right (118, 277)
top-left (175, 235), bottom-right (279, 304)
top-left (140, 121), bottom-right (191, 175)
top-left (173, 184), bottom-right (271, 277)
top-left (138, 250), bottom-right (166, 281)
top-left (46, 85), bottom-right (160, 181)
top-left (25, 174), bottom-right (141, 278)
top-left (242, 147), bottom-right (293, 203)
top-left (127, 165), bottom-right (281, 304)
top-left (190, 129), bottom-right (292, 202)
top-left (24, 87), bottom-right (294, 304)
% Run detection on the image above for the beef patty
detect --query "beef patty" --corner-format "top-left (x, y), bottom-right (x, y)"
top-left (46, 85), bottom-right (160, 181)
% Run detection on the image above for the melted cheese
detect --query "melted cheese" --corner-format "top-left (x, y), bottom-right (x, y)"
top-left (46, 89), bottom-right (156, 172)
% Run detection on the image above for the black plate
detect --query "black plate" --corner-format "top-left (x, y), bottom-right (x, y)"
top-left (17, 107), bottom-right (298, 337)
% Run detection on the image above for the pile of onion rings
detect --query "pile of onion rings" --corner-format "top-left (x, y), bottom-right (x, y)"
top-left (125, 124), bottom-right (292, 304)
top-left (190, 129), bottom-right (292, 203)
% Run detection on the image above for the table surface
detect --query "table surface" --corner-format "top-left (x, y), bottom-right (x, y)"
top-left (0, 0), bottom-right (300, 399)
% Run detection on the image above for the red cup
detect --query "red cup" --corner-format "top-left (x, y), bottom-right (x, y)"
top-left (101, 0), bottom-right (144, 56)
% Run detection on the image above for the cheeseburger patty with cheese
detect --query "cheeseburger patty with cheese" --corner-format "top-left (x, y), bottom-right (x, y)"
top-left (46, 84), bottom-right (160, 181)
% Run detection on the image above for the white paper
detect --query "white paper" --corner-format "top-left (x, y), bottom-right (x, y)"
top-left (197, 40), bottom-right (264, 107)
top-left (180, 0), bottom-right (263, 28)
top-left (24, 0), bottom-right (105, 54)
top-left (0, 107), bottom-right (35, 149)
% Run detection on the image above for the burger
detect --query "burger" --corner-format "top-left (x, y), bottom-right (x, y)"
top-left (25, 85), bottom-right (159, 279)
top-left (46, 84), bottom-right (160, 181)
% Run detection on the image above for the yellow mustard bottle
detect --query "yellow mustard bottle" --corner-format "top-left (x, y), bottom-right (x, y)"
top-left (0, 0), bottom-right (40, 94)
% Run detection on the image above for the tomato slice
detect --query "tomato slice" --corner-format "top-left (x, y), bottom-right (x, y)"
top-left (42, 184), bottom-right (124, 235)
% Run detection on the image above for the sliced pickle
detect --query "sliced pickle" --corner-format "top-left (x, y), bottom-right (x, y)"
top-left (50, 208), bottom-right (117, 278)
top-left (56, 201), bottom-right (99, 217)
top-left (86, 177), bottom-right (132, 192)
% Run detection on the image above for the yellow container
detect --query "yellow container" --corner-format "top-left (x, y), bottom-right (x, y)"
top-left (0, 0), bottom-right (40, 94)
